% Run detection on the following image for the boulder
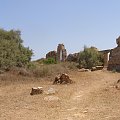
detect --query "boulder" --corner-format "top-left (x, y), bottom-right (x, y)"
top-left (53, 73), bottom-right (73, 84)
top-left (30, 87), bottom-right (43, 95)
top-left (45, 88), bottom-right (56, 95)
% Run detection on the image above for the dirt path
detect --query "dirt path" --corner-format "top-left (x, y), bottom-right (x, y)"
top-left (0, 70), bottom-right (120, 120)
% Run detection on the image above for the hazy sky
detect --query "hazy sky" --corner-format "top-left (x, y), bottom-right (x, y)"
top-left (1, 0), bottom-right (120, 60)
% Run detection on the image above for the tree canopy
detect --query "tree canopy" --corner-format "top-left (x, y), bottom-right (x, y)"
top-left (0, 29), bottom-right (33, 70)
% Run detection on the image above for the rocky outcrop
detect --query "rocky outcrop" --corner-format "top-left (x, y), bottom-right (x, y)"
top-left (108, 36), bottom-right (120, 71)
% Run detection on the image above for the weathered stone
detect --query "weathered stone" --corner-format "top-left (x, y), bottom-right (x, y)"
top-left (45, 44), bottom-right (67, 62)
top-left (78, 68), bottom-right (90, 72)
top-left (108, 37), bottom-right (120, 71)
top-left (116, 36), bottom-right (120, 46)
top-left (46, 51), bottom-right (57, 61)
top-left (91, 67), bottom-right (97, 71)
top-left (53, 73), bottom-right (73, 84)
top-left (45, 88), bottom-right (56, 95)
top-left (67, 53), bottom-right (79, 62)
top-left (96, 66), bottom-right (103, 70)
top-left (30, 87), bottom-right (43, 95)
top-left (57, 44), bottom-right (67, 62)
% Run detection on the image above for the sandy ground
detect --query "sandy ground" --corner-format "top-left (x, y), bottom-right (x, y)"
top-left (0, 70), bottom-right (120, 120)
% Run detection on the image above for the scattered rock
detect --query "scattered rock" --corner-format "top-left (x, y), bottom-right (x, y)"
top-left (53, 73), bottom-right (73, 84)
top-left (91, 66), bottom-right (103, 71)
top-left (78, 68), bottom-right (90, 72)
top-left (44, 96), bottom-right (60, 101)
top-left (91, 67), bottom-right (96, 71)
top-left (96, 66), bottom-right (103, 70)
top-left (30, 87), bottom-right (43, 95)
top-left (115, 79), bottom-right (120, 90)
top-left (45, 88), bottom-right (56, 95)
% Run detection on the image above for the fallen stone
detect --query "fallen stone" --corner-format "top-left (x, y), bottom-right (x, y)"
top-left (53, 73), bottom-right (73, 84)
top-left (91, 67), bottom-right (97, 71)
top-left (78, 68), bottom-right (90, 72)
top-left (96, 66), bottom-right (103, 70)
top-left (30, 87), bottom-right (43, 95)
top-left (45, 88), bottom-right (56, 95)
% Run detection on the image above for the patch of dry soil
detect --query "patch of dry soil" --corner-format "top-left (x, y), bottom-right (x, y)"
top-left (0, 70), bottom-right (120, 120)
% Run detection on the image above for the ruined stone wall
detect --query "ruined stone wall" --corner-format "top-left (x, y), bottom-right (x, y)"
top-left (99, 50), bottom-right (111, 67)
top-left (46, 44), bottom-right (67, 62)
top-left (67, 53), bottom-right (79, 62)
top-left (46, 51), bottom-right (57, 61)
top-left (108, 36), bottom-right (120, 71)
top-left (57, 44), bottom-right (67, 62)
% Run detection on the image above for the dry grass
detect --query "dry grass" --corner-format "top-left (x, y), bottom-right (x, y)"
top-left (1, 68), bottom-right (120, 120)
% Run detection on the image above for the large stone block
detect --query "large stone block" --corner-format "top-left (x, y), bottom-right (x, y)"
top-left (53, 73), bottom-right (73, 84)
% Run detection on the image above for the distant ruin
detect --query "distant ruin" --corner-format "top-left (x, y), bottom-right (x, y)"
top-left (45, 36), bottom-right (120, 71)
top-left (46, 44), bottom-right (67, 62)
top-left (46, 51), bottom-right (57, 61)
top-left (99, 36), bottom-right (120, 71)
top-left (107, 36), bottom-right (120, 71)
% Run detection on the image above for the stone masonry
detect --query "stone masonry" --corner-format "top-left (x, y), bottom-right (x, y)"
top-left (108, 36), bottom-right (120, 71)
top-left (57, 44), bottom-right (67, 62)
top-left (46, 44), bottom-right (67, 62)
top-left (46, 51), bottom-right (57, 61)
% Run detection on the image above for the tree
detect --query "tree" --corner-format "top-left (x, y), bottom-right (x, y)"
top-left (0, 28), bottom-right (33, 70)
top-left (79, 46), bottom-right (103, 69)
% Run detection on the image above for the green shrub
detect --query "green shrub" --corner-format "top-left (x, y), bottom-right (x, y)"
top-left (0, 29), bottom-right (33, 70)
top-left (79, 46), bottom-right (103, 69)
top-left (43, 58), bottom-right (57, 64)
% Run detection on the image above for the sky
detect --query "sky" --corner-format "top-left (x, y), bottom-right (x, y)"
top-left (0, 0), bottom-right (120, 60)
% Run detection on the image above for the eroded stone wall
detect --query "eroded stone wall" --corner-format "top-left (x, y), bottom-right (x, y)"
top-left (108, 36), bottom-right (120, 71)
top-left (46, 51), bottom-right (57, 61)
top-left (46, 44), bottom-right (67, 62)
top-left (57, 44), bottom-right (67, 62)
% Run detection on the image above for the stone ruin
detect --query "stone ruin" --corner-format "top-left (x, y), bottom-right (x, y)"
top-left (57, 44), bottom-right (67, 62)
top-left (67, 53), bottom-right (79, 62)
top-left (46, 51), bottom-right (57, 61)
top-left (99, 49), bottom-right (111, 67)
top-left (53, 73), bottom-right (73, 84)
top-left (107, 36), bottom-right (120, 71)
top-left (46, 44), bottom-right (67, 62)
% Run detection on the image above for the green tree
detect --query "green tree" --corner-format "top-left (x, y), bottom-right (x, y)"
top-left (79, 46), bottom-right (103, 69)
top-left (0, 29), bottom-right (33, 70)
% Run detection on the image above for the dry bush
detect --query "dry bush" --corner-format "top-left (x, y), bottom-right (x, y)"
top-left (31, 62), bottom-right (77, 78)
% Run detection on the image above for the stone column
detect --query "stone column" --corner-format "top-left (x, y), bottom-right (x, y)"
top-left (57, 44), bottom-right (67, 62)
